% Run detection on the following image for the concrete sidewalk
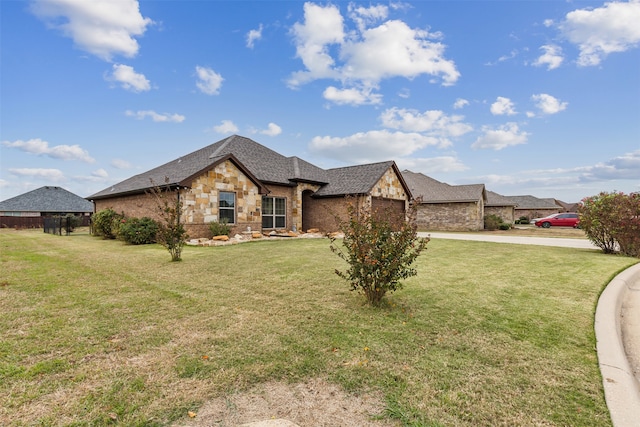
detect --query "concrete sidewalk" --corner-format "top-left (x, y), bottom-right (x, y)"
top-left (421, 231), bottom-right (640, 426)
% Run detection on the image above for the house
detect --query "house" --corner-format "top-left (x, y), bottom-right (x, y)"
top-left (555, 199), bottom-right (580, 213)
top-left (87, 135), bottom-right (412, 238)
top-left (401, 170), bottom-right (487, 231)
top-left (0, 186), bottom-right (94, 228)
top-left (507, 195), bottom-right (562, 221)
top-left (485, 191), bottom-right (517, 225)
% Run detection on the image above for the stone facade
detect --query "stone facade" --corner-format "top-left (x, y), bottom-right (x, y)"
top-left (415, 201), bottom-right (483, 231)
top-left (371, 167), bottom-right (409, 202)
top-left (183, 160), bottom-right (263, 237)
top-left (92, 163), bottom-right (411, 238)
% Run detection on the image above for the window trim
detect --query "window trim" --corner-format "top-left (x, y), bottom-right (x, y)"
top-left (262, 196), bottom-right (286, 229)
top-left (219, 191), bottom-right (236, 225)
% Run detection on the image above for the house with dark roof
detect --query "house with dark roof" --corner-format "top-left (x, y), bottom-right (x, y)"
top-left (401, 170), bottom-right (488, 231)
top-left (88, 135), bottom-right (412, 238)
top-left (0, 186), bottom-right (94, 228)
top-left (485, 191), bottom-right (517, 224)
top-left (507, 195), bottom-right (562, 221)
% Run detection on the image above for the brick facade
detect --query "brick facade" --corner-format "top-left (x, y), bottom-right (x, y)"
top-left (485, 206), bottom-right (515, 224)
top-left (415, 200), bottom-right (484, 231)
top-left (92, 162), bottom-right (411, 237)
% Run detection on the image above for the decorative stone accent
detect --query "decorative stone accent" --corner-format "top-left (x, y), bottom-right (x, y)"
top-left (212, 235), bottom-right (229, 241)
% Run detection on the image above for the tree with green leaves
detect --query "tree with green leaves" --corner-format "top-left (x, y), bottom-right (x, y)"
top-left (330, 198), bottom-right (429, 305)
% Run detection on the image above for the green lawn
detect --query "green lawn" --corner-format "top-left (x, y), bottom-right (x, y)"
top-left (0, 229), bottom-right (637, 426)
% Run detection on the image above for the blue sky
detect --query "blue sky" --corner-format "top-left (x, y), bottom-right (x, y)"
top-left (1, 0), bottom-right (639, 203)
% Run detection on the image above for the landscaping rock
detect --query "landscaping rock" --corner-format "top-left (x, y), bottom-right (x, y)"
top-left (212, 235), bottom-right (229, 241)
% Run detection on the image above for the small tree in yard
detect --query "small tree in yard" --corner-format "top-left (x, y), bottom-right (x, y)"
top-left (579, 191), bottom-right (640, 258)
top-left (330, 199), bottom-right (429, 305)
top-left (147, 180), bottom-right (188, 261)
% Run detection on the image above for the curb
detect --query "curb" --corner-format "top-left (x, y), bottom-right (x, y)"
top-left (595, 262), bottom-right (640, 427)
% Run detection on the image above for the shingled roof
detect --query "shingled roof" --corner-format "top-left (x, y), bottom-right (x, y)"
top-left (314, 161), bottom-right (407, 197)
top-left (507, 195), bottom-right (561, 209)
top-left (401, 170), bottom-right (486, 203)
top-left (88, 135), bottom-right (406, 200)
top-left (486, 190), bottom-right (517, 207)
top-left (0, 186), bottom-right (94, 213)
top-left (88, 135), bottom-right (328, 200)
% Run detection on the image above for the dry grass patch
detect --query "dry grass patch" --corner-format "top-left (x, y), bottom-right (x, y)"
top-left (1, 228), bottom-right (637, 426)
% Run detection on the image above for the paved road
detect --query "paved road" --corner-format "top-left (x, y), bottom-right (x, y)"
top-left (418, 231), bottom-right (599, 249)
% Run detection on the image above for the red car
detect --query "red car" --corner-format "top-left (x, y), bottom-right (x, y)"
top-left (535, 213), bottom-right (580, 228)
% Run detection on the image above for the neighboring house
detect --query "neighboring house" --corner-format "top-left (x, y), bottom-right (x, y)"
top-left (507, 195), bottom-right (562, 221)
top-left (87, 135), bottom-right (412, 238)
top-left (485, 191), bottom-right (517, 224)
top-left (401, 170), bottom-right (487, 231)
top-left (555, 199), bottom-right (580, 213)
top-left (0, 186), bottom-right (94, 228)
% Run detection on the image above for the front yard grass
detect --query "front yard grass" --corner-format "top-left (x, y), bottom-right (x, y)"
top-left (0, 228), bottom-right (637, 426)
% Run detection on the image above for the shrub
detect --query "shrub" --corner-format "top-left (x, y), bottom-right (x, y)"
top-left (330, 199), bottom-right (429, 306)
top-left (209, 219), bottom-right (232, 237)
top-left (147, 181), bottom-right (188, 261)
top-left (118, 217), bottom-right (159, 245)
top-left (579, 191), bottom-right (640, 257)
top-left (484, 214), bottom-right (503, 231)
top-left (499, 223), bottom-right (511, 230)
top-left (92, 208), bottom-right (123, 239)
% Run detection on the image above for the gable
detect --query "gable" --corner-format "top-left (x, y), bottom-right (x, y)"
top-left (402, 170), bottom-right (484, 203)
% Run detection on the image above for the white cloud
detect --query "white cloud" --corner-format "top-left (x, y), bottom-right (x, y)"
top-left (472, 122), bottom-right (529, 150)
top-left (195, 66), bottom-right (224, 95)
top-left (289, 2), bottom-right (345, 86)
top-left (289, 2), bottom-right (459, 105)
top-left (397, 156), bottom-right (469, 174)
top-left (533, 44), bottom-right (564, 70)
top-left (323, 86), bottom-right (382, 105)
top-left (348, 3), bottom-right (389, 32)
top-left (453, 98), bottom-right (469, 109)
top-left (30, 0), bottom-right (153, 61)
top-left (560, 0), bottom-right (640, 66)
top-left (111, 158), bottom-right (132, 169)
top-left (531, 93), bottom-right (568, 115)
top-left (246, 24), bottom-right (263, 48)
top-left (214, 120), bottom-right (239, 134)
top-left (579, 150), bottom-right (640, 180)
top-left (107, 64), bottom-right (150, 92)
top-left (8, 168), bottom-right (66, 181)
top-left (92, 169), bottom-right (109, 178)
top-left (379, 107), bottom-right (472, 146)
top-left (260, 123), bottom-right (282, 136)
top-left (125, 110), bottom-right (185, 122)
top-left (2, 138), bottom-right (94, 163)
top-left (309, 130), bottom-right (441, 164)
top-left (490, 97), bottom-right (517, 116)
top-left (340, 20), bottom-right (459, 86)
top-left (398, 88), bottom-right (411, 99)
